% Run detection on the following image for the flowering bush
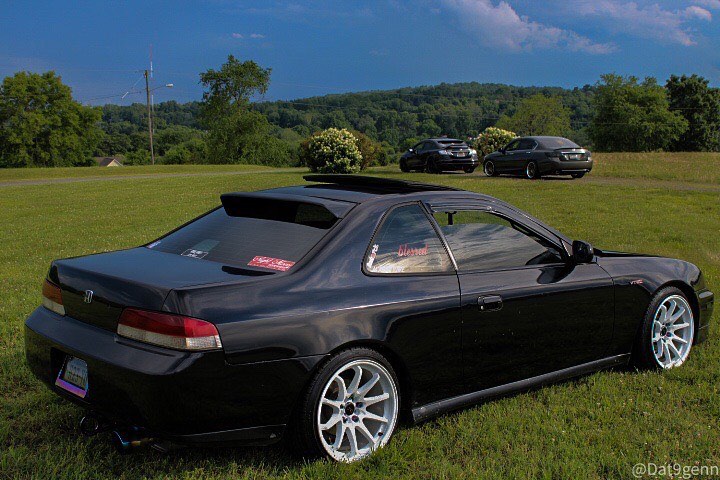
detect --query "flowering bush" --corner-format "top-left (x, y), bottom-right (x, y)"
top-left (473, 127), bottom-right (517, 157)
top-left (301, 128), bottom-right (364, 174)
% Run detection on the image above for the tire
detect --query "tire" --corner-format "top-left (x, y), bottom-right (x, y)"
top-left (399, 159), bottom-right (410, 173)
top-left (525, 161), bottom-right (540, 179)
top-left (571, 172), bottom-right (585, 179)
top-left (483, 160), bottom-right (497, 177)
top-left (463, 166), bottom-right (476, 174)
top-left (292, 348), bottom-right (400, 462)
top-left (632, 287), bottom-right (695, 370)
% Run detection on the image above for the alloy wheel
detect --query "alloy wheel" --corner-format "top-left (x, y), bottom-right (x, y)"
top-left (526, 162), bottom-right (537, 179)
top-left (651, 295), bottom-right (694, 368)
top-left (316, 359), bottom-right (398, 462)
top-left (483, 161), bottom-right (495, 177)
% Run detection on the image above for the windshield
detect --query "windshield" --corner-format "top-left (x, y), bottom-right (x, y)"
top-left (148, 204), bottom-right (337, 271)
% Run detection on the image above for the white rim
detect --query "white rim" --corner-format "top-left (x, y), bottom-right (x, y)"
top-left (651, 295), bottom-right (694, 369)
top-left (526, 162), bottom-right (536, 178)
top-left (316, 359), bottom-right (398, 462)
top-left (484, 161), bottom-right (494, 176)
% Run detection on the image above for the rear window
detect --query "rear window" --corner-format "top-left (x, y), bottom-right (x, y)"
top-left (540, 138), bottom-right (580, 149)
top-left (437, 140), bottom-right (466, 146)
top-left (148, 203), bottom-right (338, 271)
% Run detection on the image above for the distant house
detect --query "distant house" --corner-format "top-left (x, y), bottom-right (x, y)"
top-left (94, 156), bottom-right (123, 167)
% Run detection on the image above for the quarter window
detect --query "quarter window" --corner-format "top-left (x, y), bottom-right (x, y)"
top-left (366, 205), bottom-right (453, 274)
top-left (433, 210), bottom-right (564, 271)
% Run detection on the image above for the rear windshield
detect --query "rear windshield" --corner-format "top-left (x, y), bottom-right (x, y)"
top-left (437, 140), bottom-right (466, 146)
top-left (147, 204), bottom-right (337, 271)
top-left (540, 138), bottom-right (580, 149)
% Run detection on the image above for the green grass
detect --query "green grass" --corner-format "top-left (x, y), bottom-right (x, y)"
top-left (591, 152), bottom-right (720, 185)
top-left (0, 155), bottom-right (718, 479)
top-left (0, 164), bottom-right (281, 182)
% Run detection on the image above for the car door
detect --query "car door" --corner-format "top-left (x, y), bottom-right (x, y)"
top-left (408, 142), bottom-right (425, 169)
top-left (511, 139), bottom-right (537, 170)
top-left (429, 203), bottom-right (614, 392)
top-left (495, 139), bottom-right (520, 172)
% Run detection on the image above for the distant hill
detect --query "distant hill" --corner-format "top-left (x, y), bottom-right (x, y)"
top-left (98, 82), bottom-right (595, 158)
top-left (255, 82), bottom-right (596, 149)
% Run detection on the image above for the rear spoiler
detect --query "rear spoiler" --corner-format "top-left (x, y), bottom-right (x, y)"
top-left (220, 192), bottom-right (353, 220)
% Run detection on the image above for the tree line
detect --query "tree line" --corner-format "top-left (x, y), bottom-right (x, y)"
top-left (1, 57), bottom-right (719, 168)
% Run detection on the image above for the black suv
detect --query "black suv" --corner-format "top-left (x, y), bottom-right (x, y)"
top-left (400, 138), bottom-right (479, 174)
top-left (483, 136), bottom-right (592, 179)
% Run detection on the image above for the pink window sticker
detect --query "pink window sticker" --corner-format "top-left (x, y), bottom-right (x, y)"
top-left (248, 256), bottom-right (296, 272)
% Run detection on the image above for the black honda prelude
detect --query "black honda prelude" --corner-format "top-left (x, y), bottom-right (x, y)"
top-left (25, 175), bottom-right (714, 462)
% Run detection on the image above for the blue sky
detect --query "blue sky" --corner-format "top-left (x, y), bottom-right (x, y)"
top-left (1, 0), bottom-right (719, 105)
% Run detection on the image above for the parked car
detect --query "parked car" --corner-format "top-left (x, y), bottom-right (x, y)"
top-left (26, 175), bottom-right (713, 463)
top-left (483, 136), bottom-right (592, 179)
top-left (400, 138), bottom-right (479, 173)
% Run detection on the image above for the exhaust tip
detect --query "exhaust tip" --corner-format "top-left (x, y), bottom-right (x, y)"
top-left (79, 415), bottom-right (111, 436)
top-left (111, 429), bottom-right (155, 454)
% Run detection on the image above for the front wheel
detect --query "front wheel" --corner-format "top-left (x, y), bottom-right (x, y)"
top-left (525, 161), bottom-right (540, 179)
top-left (292, 348), bottom-right (400, 462)
top-left (483, 160), bottom-right (497, 177)
top-left (399, 159), bottom-right (410, 173)
top-left (632, 287), bottom-right (695, 370)
top-left (571, 172), bottom-right (585, 179)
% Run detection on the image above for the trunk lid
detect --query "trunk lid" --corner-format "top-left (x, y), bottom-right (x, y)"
top-left (52, 247), bottom-right (273, 331)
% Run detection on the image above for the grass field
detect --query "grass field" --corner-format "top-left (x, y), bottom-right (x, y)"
top-left (1, 153), bottom-right (718, 479)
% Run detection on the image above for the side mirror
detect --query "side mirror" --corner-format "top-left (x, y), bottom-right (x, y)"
top-left (408, 148), bottom-right (414, 153)
top-left (572, 240), bottom-right (594, 264)
top-left (500, 148), bottom-right (506, 154)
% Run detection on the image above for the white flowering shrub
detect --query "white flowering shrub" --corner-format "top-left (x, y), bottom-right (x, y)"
top-left (301, 128), bottom-right (364, 174)
top-left (473, 127), bottom-right (517, 157)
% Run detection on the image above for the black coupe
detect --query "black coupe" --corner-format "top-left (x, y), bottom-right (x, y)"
top-left (483, 136), bottom-right (593, 179)
top-left (400, 138), bottom-right (479, 173)
top-left (25, 176), bottom-right (713, 462)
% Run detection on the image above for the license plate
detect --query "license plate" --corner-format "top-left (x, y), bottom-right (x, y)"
top-left (55, 356), bottom-right (89, 398)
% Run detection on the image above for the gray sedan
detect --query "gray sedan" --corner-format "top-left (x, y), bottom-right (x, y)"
top-left (483, 136), bottom-right (592, 179)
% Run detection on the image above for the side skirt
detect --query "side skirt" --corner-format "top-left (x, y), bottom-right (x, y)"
top-left (411, 354), bottom-right (630, 423)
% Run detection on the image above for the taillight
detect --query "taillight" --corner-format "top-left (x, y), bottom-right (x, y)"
top-left (42, 279), bottom-right (65, 315)
top-left (117, 308), bottom-right (223, 351)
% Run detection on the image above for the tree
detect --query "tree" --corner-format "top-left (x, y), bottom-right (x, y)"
top-left (350, 130), bottom-right (383, 169)
top-left (495, 94), bottom-right (571, 137)
top-left (200, 56), bottom-right (276, 164)
top-left (301, 128), bottom-right (363, 174)
top-left (666, 74), bottom-right (720, 151)
top-left (0, 71), bottom-right (102, 167)
top-left (589, 74), bottom-right (688, 152)
top-left (473, 127), bottom-right (517, 156)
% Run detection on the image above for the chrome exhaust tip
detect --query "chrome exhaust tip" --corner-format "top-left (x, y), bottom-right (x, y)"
top-left (111, 429), bottom-right (155, 453)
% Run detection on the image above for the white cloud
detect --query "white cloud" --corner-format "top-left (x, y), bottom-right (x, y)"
top-left (571, 1), bottom-right (712, 46)
top-left (694, 0), bottom-right (720, 9)
top-left (231, 32), bottom-right (266, 40)
top-left (442, 0), bottom-right (615, 54)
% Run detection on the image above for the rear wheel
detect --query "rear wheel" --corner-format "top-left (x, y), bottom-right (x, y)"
top-left (292, 348), bottom-right (400, 462)
top-left (571, 172), bottom-right (585, 179)
top-left (463, 166), bottom-right (476, 174)
top-left (483, 160), bottom-right (497, 177)
top-left (632, 287), bottom-right (695, 370)
top-left (526, 161), bottom-right (540, 179)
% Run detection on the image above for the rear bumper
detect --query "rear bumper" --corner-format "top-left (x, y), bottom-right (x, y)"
top-left (24, 307), bottom-right (324, 445)
top-left (696, 289), bottom-right (714, 344)
top-left (541, 159), bottom-right (593, 175)
top-left (436, 156), bottom-right (479, 170)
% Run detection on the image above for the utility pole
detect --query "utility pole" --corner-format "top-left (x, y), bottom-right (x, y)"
top-left (144, 69), bottom-right (155, 165)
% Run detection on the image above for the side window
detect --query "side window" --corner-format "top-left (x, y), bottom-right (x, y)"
top-left (505, 140), bottom-right (520, 151)
top-left (366, 205), bottom-right (453, 274)
top-left (412, 143), bottom-right (423, 152)
top-left (433, 210), bottom-right (564, 271)
top-left (518, 139), bottom-right (536, 150)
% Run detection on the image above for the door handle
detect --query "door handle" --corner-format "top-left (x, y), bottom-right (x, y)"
top-left (478, 295), bottom-right (503, 312)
